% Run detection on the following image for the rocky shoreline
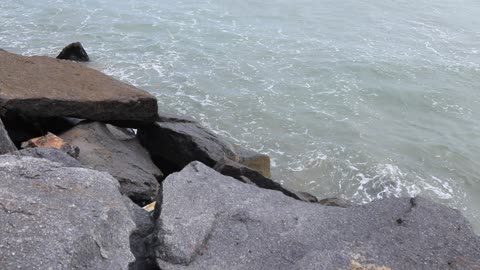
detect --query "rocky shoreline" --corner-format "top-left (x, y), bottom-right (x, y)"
top-left (0, 46), bottom-right (479, 269)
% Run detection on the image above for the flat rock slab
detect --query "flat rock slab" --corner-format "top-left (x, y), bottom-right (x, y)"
top-left (60, 122), bottom-right (162, 204)
top-left (153, 162), bottom-right (480, 270)
top-left (0, 50), bottom-right (158, 126)
top-left (0, 155), bottom-right (136, 269)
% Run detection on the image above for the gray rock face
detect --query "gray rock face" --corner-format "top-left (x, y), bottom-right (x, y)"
top-left (138, 120), bottom-right (238, 173)
top-left (0, 50), bottom-right (158, 126)
top-left (152, 162), bottom-right (480, 270)
top-left (0, 118), bottom-right (16, 154)
top-left (60, 122), bottom-right (162, 205)
top-left (11, 147), bottom-right (83, 168)
top-left (0, 155), bottom-right (136, 269)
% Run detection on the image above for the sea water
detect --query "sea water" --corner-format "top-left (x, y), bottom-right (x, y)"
top-left (1, 0), bottom-right (479, 232)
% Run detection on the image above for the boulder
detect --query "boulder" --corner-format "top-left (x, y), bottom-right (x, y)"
top-left (214, 158), bottom-right (316, 202)
top-left (234, 144), bottom-right (271, 178)
top-left (60, 122), bottom-right (162, 205)
top-left (12, 147), bottom-right (83, 168)
top-left (0, 50), bottom-right (158, 126)
top-left (0, 155), bottom-right (136, 269)
top-left (56, 42), bottom-right (89, 62)
top-left (138, 120), bottom-right (238, 175)
top-left (21, 132), bottom-right (79, 158)
top-left (138, 118), bottom-right (271, 177)
top-left (0, 118), bottom-right (16, 154)
top-left (150, 162), bottom-right (480, 270)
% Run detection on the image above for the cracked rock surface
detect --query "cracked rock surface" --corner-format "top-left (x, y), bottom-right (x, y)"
top-left (0, 155), bottom-right (136, 270)
top-left (152, 162), bottom-right (480, 270)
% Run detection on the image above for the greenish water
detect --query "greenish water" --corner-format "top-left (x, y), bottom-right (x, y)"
top-left (1, 0), bottom-right (480, 232)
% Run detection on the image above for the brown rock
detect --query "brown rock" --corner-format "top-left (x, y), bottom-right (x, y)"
top-left (21, 132), bottom-right (79, 158)
top-left (234, 144), bottom-right (271, 177)
top-left (0, 50), bottom-right (158, 127)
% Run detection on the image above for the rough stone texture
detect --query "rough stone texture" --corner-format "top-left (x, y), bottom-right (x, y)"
top-left (0, 155), bottom-right (136, 269)
top-left (233, 144), bottom-right (271, 178)
top-left (21, 132), bottom-right (80, 158)
top-left (138, 121), bottom-right (238, 174)
top-left (56, 42), bottom-right (90, 62)
top-left (11, 147), bottom-right (83, 168)
top-left (214, 158), bottom-right (316, 202)
top-left (60, 122), bottom-right (162, 205)
top-left (0, 50), bottom-right (158, 126)
top-left (0, 118), bottom-right (16, 154)
top-left (152, 162), bottom-right (480, 270)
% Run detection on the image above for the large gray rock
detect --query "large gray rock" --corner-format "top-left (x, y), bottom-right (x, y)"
top-left (11, 147), bottom-right (83, 168)
top-left (0, 118), bottom-right (16, 154)
top-left (60, 122), bottom-right (162, 205)
top-left (151, 162), bottom-right (480, 270)
top-left (0, 50), bottom-right (158, 126)
top-left (0, 155), bottom-right (136, 269)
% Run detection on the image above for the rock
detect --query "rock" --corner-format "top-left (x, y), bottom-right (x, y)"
top-left (60, 122), bottom-right (162, 205)
top-left (21, 132), bottom-right (80, 158)
top-left (138, 120), bottom-right (238, 175)
top-left (234, 144), bottom-right (271, 178)
top-left (318, 197), bottom-right (353, 208)
top-left (150, 162), bottom-right (480, 270)
top-left (124, 197), bottom-right (159, 270)
top-left (12, 147), bottom-right (83, 168)
top-left (0, 155), bottom-right (136, 269)
top-left (0, 118), bottom-right (16, 154)
top-left (214, 158), bottom-right (316, 202)
top-left (56, 42), bottom-right (90, 62)
top-left (0, 50), bottom-right (158, 126)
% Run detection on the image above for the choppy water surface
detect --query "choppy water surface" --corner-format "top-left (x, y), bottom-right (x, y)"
top-left (1, 0), bottom-right (480, 231)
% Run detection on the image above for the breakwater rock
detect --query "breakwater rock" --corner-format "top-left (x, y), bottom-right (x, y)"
top-left (0, 49), bottom-right (479, 269)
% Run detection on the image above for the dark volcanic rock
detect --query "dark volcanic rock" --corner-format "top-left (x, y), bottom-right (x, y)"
top-left (214, 158), bottom-right (316, 202)
top-left (12, 147), bottom-right (83, 168)
top-left (0, 50), bottom-right (158, 126)
top-left (150, 162), bottom-right (480, 270)
top-left (60, 122), bottom-right (162, 205)
top-left (0, 118), bottom-right (16, 154)
top-left (56, 42), bottom-right (90, 62)
top-left (0, 155), bottom-right (136, 269)
top-left (138, 120), bottom-right (238, 174)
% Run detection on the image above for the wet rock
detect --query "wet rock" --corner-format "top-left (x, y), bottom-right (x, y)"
top-left (214, 158), bottom-right (315, 202)
top-left (60, 122), bottom-right (162, 205)
top-left (151, 162), bottom-right (480, 270)
top-left (21, 132), bottom-right (79, 158)
top-left (0, 50), bottom-right (158, 126)
top-left (12, 147), bottom-right (83, 168)
top-left (318, 197), bottom-right (353, 208)
top-left (0, 118), bottom-right (16, 154)
top-left (0, 155), bottom-right (136, 269)
top-left (138, 120), bottom-right (238, 175)
top-left (234, 144), bottom-right (271, 178)
top-left (56, 42), bottom-right (90, 62)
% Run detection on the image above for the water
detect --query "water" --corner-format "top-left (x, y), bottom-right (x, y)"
top-left (1, 0), bottom-right (480, 232)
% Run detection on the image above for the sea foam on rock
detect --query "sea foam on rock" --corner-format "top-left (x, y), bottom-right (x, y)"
top-left (148, 162), bottom-right (480, 270)
top-left (0, 50), bottom-right (158, 127)
top-left (0, 155), bottom-right (136, 269)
